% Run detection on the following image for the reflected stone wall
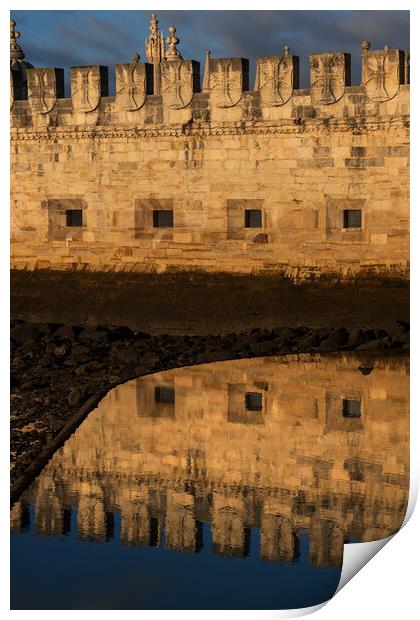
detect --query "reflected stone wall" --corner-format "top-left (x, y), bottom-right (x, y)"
top-left (13, 354), bottom-right (409, 566)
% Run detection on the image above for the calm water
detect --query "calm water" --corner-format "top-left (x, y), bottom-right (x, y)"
top-left (11, 353), bottom-right (409, 610)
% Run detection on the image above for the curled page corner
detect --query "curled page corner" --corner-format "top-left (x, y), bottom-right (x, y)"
top-left (335, 535), bottom-right (393, 594)
top-left (269, 536), bottom-right (395, 619)
top-left (334, 473), bottom-right (418, 598)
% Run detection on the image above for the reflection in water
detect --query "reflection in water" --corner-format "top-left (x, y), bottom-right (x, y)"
top-left (11, 353), bottom-right (409, 610)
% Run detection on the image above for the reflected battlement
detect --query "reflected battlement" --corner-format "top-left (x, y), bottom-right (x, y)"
top-left (12, 354), bottom-right (409, 567)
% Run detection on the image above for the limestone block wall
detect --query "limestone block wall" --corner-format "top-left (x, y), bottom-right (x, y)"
top-left (10, 36), bottom-right (410, 279)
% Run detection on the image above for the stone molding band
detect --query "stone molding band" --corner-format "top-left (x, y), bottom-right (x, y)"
top-left (10, 116), bottom-right (409, 142)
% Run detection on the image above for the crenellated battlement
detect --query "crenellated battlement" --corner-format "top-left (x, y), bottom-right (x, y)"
top-left (10, 15), bottom-right (410, 129)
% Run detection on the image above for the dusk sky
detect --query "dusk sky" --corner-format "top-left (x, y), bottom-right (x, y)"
top-left (11, 10), bottom-right (410, 93)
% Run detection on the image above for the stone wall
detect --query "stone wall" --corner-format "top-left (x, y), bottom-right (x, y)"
top-left (10, 24), bottom-right (410, 279)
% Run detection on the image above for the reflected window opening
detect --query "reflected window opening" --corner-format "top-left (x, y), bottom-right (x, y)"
top-left (245, 392), bottom-right (263, 412)
top-left (343, 209), bottom-right (362, 229)
top-left (245, 209), bottom-right (262, 228)
top-left (154, 386), bottom-right (175, 404)
top-left (342, 398), bottom-right (361, 418)
top-left (153, 210), bottom-right (174, 228)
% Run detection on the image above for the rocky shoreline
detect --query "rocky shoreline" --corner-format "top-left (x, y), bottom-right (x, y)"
top-left (11, 319), bottom-right (409, 502)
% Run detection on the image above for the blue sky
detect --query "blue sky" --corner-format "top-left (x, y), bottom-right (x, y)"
top-left (11, 10), bottom-right (410, 93)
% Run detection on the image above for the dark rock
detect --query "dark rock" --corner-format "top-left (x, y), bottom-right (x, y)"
top-left (232, 333), bottom-right (256, 348)
top-left (18, 338), bottom-right (37, 353)
top-left (54, 325), bottom-right (76, 341)
top-left (361, 328), bottom-right (376, 342)
top-left (249, 341), bottom-right (277, 355)
top-left (68, 348), bottom-right (91, 364)
top-left (74, 365), bottom-right (88, 375)
top-left (374, 329), bottom-right (388, 340)
top-left (47, 323), bottom-right (63, 333)
top-left (107, 326), bottom-right (134, 342)
top-left (397, 320), bottom-right (410, 333)
top-left (380, 336), bottom-right (393, 347)
top-left (347, 329), bottom-right (366, 348)
top-left (314, 328), bottom-right (333, 341)
top-left (318, 329), bottom-right (348, 351)
top-left (295, 331), bottom-right (320, 349)
top-left (46, 415), bottom-right (64, 433)
top-left (133, 330), bottom-right (152, 340)
top-left (10, 374), bottom-right (20, 388)
top-left (54, 345), bottom-right (67, 357)
top-left (78, 326), bottom-right (108, 344)
top-left (67, 386), bottom-right (86, 407)
top-left (356, 339), bottom-right (385, 351)
top-left (273, 327), bottom-right (296, 340)
top-left (118, 348), bottom-right (145, 365)
top-left (391, 332), bottom-right (409, 345)
top-left (255, 329), bottom-right (275, 343)
top-left (139, 351), bottom-right (160, 367)
top-left (11, 324), bottom-right (40, 344)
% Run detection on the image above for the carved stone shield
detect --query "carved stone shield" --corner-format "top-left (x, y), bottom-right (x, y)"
top-left (256, 55), bottom-right (296, 106)
top-left (209, 58), bottom-right (244, 108)
top-left (310, 53), bottom-right (350, 105)
top-left (71, 66), bottom-right (102, 112)
top-left (362, 48), bottom-right (403, 102)
top-left (27, 68), bottom-right (59, 114)
top-left (161, 60), bottom-right (195, 109)
top-left (115, 62), bottom-right (148, 111)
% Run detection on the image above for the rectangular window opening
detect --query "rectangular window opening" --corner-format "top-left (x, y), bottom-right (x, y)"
top-left (154, 386), bottom-right (175, 404)
top-left (342, 398), bottom-right (361, 418)
top-left (245, 392), bottom-right (263, 412)
top-left (66, 209), bottom-right (83, 227)
top-left (245, 209), bottom-right (262, 228)
top-left (153, 210), bottom-right (174, 228)
top-left (343, 209), bottom-right (362, 229)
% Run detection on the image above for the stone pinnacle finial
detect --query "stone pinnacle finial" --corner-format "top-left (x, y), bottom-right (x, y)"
top-left (145, 13), bottom-right (165, 64)
top-left (202, 50), bottom-right (211, 91)
top-left (10, 18), bottom-right (25, 63)
top-left (361, 40), bottom-right (371, 51)
top-left (131, 52), bottom-right (140, 63)
top-left (150, 13), bottom-right (158, 35)
top-left (284, 45), bottom-right (290, 56)
top-left (384, 44), bottom-right (389, 51)
top-left (165, 25), bottom-right (182, 60)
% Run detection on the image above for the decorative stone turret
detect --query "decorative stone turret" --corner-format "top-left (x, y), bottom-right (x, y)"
top-left (145, 13), bottom-right (165, 96)
top-left (145, 13), bottom-right (165, 64)
top-left (10, 18), bottom-right (33, 104)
